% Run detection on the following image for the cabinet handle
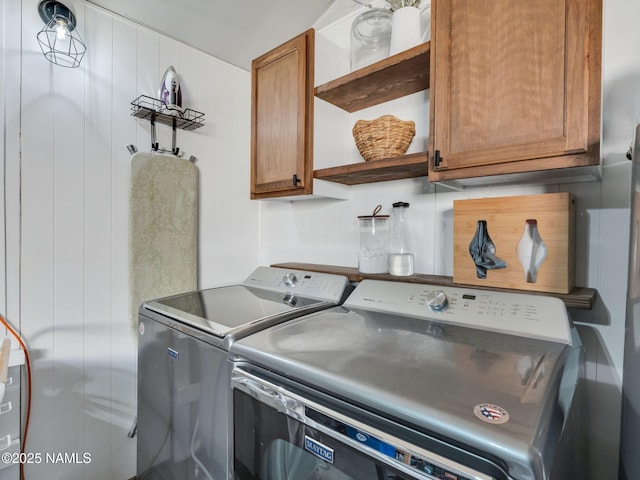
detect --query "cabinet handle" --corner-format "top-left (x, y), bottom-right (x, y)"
top-left (434, 150), bottom-right (443, 168)
top-left (292, 174), bottom-right (301, 186)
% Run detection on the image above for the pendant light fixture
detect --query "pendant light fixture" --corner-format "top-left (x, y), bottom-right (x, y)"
top-left (36, 0), bottom-right (86, 68)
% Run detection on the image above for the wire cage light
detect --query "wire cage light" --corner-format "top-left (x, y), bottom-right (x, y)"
top-left (36, 0), bottom-right (86, 68)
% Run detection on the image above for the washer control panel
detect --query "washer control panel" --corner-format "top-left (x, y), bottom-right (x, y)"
top-left (345, 279), bottom-right (571, 345)
top-left (243, 267), bottom-right (349, 303)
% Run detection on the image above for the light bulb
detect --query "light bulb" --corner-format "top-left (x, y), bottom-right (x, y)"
top-left (55, 18), bottom-right (68, 40)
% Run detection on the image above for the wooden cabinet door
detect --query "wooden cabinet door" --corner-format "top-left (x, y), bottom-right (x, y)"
top-left (429, 0), bottom-right (601, 181)
top-left (251, 29), bottom-right (314, 199)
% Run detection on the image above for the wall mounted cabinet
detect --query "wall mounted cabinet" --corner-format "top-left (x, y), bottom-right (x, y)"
top-left (250, 29), bottom-right (315, 199)
top-left (428, 0), bottom-right (602, 184)
top-left (252, 0), bottom-right (602, 195)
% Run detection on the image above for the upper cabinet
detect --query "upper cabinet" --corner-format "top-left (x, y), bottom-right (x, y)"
top-left (428, 0), bottom-right (602, 183)
top-left (251, 0), bottom-right (602, 195)
top-left (251, 29), bottom-right (315, 199)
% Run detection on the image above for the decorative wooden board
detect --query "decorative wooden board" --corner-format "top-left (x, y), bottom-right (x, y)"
top-left (453, 193), bottom-right (575, 294)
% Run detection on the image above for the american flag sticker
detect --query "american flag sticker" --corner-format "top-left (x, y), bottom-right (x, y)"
top-left (474, 403), bottom-right (510, 424)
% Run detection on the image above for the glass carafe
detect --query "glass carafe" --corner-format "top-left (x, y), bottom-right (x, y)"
top-left (388, 201), bottom-right (414, 276)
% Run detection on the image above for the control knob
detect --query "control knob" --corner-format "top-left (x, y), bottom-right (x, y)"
top-left (426, 290), bottom-right (448, 311)
top-left (282, 294), bottom-right (298, 306)
top-left (282, 272), bottom-right (298, 287)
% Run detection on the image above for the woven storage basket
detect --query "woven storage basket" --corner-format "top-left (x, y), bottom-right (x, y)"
top-left (353, 115), bottom-right (416, 162)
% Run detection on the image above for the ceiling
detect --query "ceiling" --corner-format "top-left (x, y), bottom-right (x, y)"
top-left (86, 0), bottom-right (363, 71)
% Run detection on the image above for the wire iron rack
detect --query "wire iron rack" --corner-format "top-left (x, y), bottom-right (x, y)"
top-left (130, 95), bottom-right (205, 155)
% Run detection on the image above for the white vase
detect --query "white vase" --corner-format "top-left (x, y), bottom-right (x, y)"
top-left (389, 6), bottom-right (422, 56)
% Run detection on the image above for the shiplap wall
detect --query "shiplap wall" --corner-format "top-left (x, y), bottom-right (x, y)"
top-left (3, 1), bottom-right (258, 478)
top-left (1, 0), bottom-right (6, 318)
top-left (2, 0), bottom-right (20, 342)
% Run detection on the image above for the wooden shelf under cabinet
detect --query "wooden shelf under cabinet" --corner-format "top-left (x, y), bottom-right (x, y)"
top-left (314, 42), bottom-right (430, 113)
top-left (314, 152), bottom-right (428, 185)
top-left (272, 262), bottom-right (597, 310)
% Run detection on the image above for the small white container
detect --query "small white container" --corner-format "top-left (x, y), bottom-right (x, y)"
top-left (389, 6), bottom-right (422, 55)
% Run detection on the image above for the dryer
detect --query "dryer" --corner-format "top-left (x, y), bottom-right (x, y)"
top-left (136, 266), bottom-right (350, 480)
top-left (229, 279), bottom-right (585, 480)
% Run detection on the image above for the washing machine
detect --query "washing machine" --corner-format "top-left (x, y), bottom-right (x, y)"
top-left (229, 279), bottom-right (585, 480)
top-left (135, 266), bottom-right (351, 480)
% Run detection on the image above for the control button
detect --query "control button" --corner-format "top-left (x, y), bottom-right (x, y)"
top-left (282, 294), bottom-right (298, 306)
top-left (426, 290), bottom-right (448, 311)
top-left (282, 272), bottom-right (298, 287)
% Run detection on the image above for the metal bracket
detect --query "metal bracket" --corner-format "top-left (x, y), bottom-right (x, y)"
top-left (150, 117), bottom-right (159, 152)
top-left (150, 116), bottom-right (180, 156)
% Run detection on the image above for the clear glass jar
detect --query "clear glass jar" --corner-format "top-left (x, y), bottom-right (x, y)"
top-left (388, 201), bottom-right (414, 276)
top-left (358, 206), bottom-right (389, 274)
top-left (350, 9), bottom-right (392, 71)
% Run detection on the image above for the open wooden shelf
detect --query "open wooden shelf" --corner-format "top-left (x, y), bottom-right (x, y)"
top-left (272, 262), bottom-right (598, 310)
top-left (314, 152), bottom-right (428, 185)
top-left (314, 42), bottom-right (430, 113)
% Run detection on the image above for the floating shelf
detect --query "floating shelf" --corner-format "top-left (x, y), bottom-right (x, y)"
top-left (313, 43), bottom-right (431, 186)
top-left (130, 95), bottom-right (204, 131)
top-left (314, 42), bottom-right (430, 113)
top-left (314, 152), bottom-right (428, 185)
top-left (272, 262), bottom-right (597, 310)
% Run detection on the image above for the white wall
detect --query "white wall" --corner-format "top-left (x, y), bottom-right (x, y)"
top-left (2, 1), bottom-right (257, 478)
top-left (258, 2), bottom-right (640, 478)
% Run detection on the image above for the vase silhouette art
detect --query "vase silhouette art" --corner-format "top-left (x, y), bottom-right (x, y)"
top-left (516, 219), bottom-right (547, 283)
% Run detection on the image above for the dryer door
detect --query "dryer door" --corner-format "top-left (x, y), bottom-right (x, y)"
top-left (232, 367), bottom-right (497, 480)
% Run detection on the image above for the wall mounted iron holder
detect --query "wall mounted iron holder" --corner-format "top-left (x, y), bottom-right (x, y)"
top-left (130, 95), bottom-right (205, 155)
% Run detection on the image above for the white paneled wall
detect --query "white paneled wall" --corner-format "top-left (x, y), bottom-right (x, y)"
top-left (4, 1), bottom-right (257, 478)
top-left (0, 0), bottom-right (5, 315)
top-left (2, 0), bottom-right (22, 345)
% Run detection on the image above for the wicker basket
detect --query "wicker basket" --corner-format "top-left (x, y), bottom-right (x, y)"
top-left (352, 115), bottom-right (416, 162)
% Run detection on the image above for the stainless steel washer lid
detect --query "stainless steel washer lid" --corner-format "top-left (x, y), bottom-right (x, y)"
top-left (230, 301), bottom-right (576, 480)
top-left (142, 266), bottom-right (350, 339)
